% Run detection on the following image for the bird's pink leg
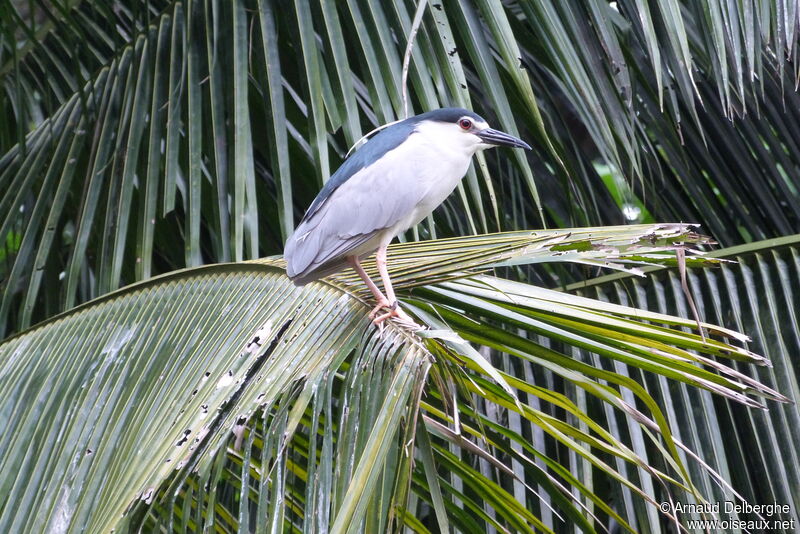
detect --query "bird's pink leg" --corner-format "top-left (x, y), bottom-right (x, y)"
top-left (347, 256), bottom-right (391, 318)
top-left (372, 246), bottom-right (412, 324)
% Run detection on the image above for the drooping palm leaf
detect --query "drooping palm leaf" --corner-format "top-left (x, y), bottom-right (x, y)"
top-left (567, 234), bottom-right (800, 529)
top-left (0, 227), bottom-right (786, 532)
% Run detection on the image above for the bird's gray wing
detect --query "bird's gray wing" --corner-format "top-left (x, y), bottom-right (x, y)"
top-left (284, 141), bottom-right (432, 283)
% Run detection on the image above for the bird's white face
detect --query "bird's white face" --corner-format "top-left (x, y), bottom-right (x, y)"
top-left (415, 115), bottom-right (531, 158)
top-left (415, 116), bottom-right (493, 157)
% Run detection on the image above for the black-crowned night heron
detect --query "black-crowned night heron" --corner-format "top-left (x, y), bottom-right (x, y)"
top-left (284, 107), bottom-right (531, 323)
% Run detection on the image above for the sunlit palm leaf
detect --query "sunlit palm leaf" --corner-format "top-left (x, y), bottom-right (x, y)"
top-left (0, 262), bottom-right (428, 532)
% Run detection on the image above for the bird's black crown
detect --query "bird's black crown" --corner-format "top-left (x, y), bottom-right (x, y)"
top-left (410, 107), bottom-right (485, 125)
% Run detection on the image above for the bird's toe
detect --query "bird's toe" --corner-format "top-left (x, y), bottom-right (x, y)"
top-left (369, 299), bottom-right (392, 318)
top-left (372, 303), bottom-right (413, 325)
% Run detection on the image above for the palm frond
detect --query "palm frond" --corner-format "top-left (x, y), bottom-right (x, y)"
top-left (567, 234), bottom-right (800, 528)
top-left (0, 228), bottom-right (785, 531)
top-left (0, 261), bottom-right (429, 532)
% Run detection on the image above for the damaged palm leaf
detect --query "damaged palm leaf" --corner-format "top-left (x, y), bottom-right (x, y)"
top-left (328, 223), bottom-right (722, 294)
top-left (0, 225), bottom-right (784, 532)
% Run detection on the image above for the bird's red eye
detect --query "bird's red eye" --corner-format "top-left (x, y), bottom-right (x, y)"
top-left (458, 118), bottom-right (472, 130)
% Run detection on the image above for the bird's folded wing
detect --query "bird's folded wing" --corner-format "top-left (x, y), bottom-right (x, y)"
top-left (285, 149), bottom-right (430, 282)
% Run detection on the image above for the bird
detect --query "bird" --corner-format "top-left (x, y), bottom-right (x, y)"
top-left (283, 107), bottom-right (531, 324)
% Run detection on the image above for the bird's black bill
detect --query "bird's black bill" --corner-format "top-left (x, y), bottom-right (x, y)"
top-left (476, 128), bottom-right (531, 150)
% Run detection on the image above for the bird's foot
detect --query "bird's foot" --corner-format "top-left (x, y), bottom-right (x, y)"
top-left (372, 301), bottom-right (413, 325)
top-left (369, 299), bottom-right (394, 319)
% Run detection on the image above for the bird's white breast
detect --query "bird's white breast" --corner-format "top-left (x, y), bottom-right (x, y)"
top-left (325, 120), bottom-right (479, 253)
top-left (391, 121), bottom-right (476, 231)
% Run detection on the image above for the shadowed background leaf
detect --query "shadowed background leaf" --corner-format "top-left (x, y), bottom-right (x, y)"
top-left (2, 0), bottom-right (799, 335)
top-left (1, 0), bottom-right (799, 532)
